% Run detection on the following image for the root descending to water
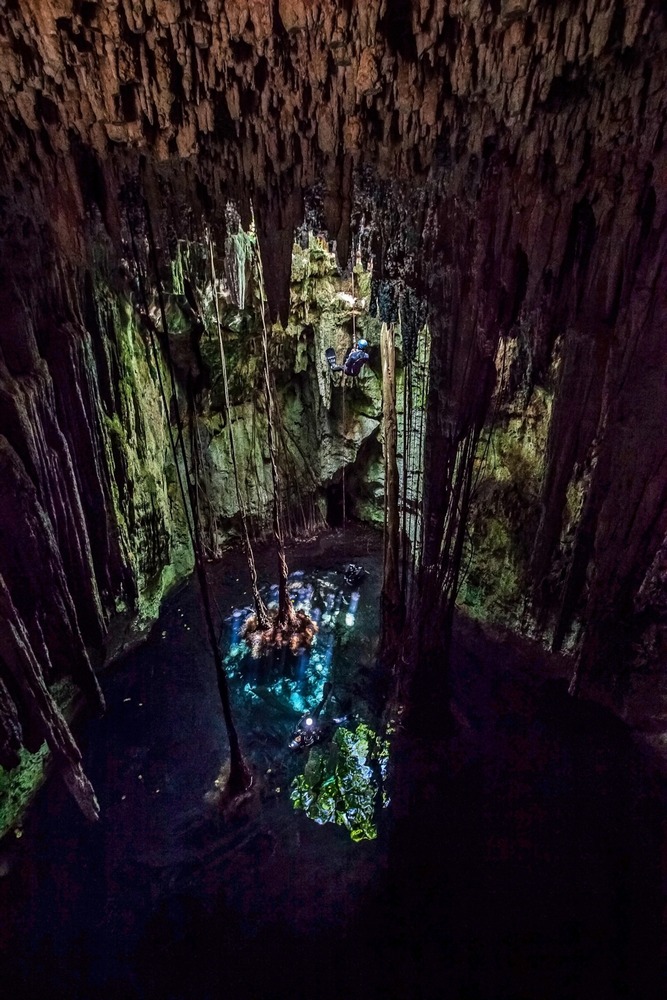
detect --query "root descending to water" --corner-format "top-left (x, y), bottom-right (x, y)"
top-left (240, 608), bottom-right (318, 657)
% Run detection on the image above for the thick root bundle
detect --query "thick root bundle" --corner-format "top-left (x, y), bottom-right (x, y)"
top-left (241, 609), bottom-right (318, 656)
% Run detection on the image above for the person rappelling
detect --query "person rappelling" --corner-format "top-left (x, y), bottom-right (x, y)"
top-left (325, 339), bottom-right (370, 377)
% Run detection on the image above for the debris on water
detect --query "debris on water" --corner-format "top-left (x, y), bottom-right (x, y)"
top-left (240, 607), bottom-right (318, 657)
top-left (123, 697), bottom-right (131, 703)
top-left (343, 563), bottom-right (367, 587)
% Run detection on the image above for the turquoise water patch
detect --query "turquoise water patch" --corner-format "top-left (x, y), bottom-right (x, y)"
top-left (223, 570), bottom-right (368, 722)
top-left (222, 567), bottom-right (390, 838)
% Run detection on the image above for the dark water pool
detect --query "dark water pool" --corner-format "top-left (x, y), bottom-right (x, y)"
top-left (0, 527), bottom-right (392, 999)
top-left (0, 526), bottom-right (665, 1000)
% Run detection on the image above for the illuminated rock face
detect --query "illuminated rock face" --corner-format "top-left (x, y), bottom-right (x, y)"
top-left (0, 2), bottom-right (665, 806)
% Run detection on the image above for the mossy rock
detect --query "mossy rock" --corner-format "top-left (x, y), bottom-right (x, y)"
top-left (0, 745), bottom-right (49, 840)
top-left (459, 389), bottom-right (552, 627)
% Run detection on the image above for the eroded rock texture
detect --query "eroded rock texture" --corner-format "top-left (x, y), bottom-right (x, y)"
top-left (0, 1), bottom-right (665, 811)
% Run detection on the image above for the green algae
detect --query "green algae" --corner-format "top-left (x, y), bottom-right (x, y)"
top-left (0, 744), bottom-right (50, 840)
top-left (458, 388), bottom-right (552, 626)
top-left (290, 722), bottom-right (389, 842)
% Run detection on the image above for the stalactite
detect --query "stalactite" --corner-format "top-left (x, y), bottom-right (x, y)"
top-left (567, 233), bottom-right (667, 694)
top-left (224, 226), bottom-right (253, 311)
top-left (405, 183), bottom-right (501, 715)
top-left (379, 321), bottom-right (403, 660)
top-left (0, 676), bottom-right (22, 771)
top-left (530, 327), bottom-right (608, 611)
top-left (0, 572), bottom-right (99, 822)
top-left (255, 194), bottom-right (302, 327)
top-left (0, 422), bottom-right (105, 717)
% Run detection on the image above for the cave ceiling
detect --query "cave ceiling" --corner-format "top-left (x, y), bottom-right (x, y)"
top-left (0, 1), bottom-right (664, 286)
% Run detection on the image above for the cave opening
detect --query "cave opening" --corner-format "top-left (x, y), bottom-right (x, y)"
top-left (0, 3), bottom-right (666, 999)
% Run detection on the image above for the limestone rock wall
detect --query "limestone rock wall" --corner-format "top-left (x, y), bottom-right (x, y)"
top-left (0, 253), bottom-right (139, 821)
top-left (0, 221), bottom-right (380, 826)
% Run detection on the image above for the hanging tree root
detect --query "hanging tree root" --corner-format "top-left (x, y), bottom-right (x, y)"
top-left (240, 608), bottom-right (318, 657)
top-left (205, 759), bottom-right (257, 815)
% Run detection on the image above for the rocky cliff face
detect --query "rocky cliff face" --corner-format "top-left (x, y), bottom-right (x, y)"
top-left (0, 1), bottom-right (665, 817)
top-left (0, 214), bottom-right (382, 828)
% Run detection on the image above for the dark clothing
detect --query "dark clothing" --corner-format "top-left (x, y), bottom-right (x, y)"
top-left (325, 346), bottom-right (370, 377)
top-left (342, 349), bottom-right (369, 376)
top-left (344, 563), bottom-right (366, 586)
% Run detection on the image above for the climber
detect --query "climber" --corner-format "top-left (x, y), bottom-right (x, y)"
top-left (325, 339), bottom-right (370, 377)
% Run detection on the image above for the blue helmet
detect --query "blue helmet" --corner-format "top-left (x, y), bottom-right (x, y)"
top-left (357, 339), bottom-right (369, 350)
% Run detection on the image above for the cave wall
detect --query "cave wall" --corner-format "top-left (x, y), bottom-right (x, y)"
top-left (0, 252), bottom-right (134, 821)
top-left (192, 236), bottom-right (383, 543)
top-left (413, 133), bottom-right (666, 694)
top-left (0, 0), bottom-right (665, 813)
top-left (0, 217), bottom-right (381, 829)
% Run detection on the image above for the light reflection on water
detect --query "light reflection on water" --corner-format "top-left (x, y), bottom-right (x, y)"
top-left (290, 722), bottom-right (390, 842)
top-left (222, 569), bottom-right (390, 840)
top-left (223, 571), bottom-right (349, 713)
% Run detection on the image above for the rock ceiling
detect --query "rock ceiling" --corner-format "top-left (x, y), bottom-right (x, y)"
top-left (0, 2), bottom-right (664, 259)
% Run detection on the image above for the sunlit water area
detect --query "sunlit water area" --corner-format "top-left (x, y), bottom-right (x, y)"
top-left (223, 565), bottom-right (390, 841)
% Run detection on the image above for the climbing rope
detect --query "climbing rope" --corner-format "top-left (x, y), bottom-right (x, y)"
top-left (127, 217), bottom-right (197, 562)
top-left (130, 194), bottom-right (249, 789)
top-left (413, 325), bottom-right (429, 590)
top-left (207, 231), bottom-right (269, 628)
top-left (401, 324), bottom-right (412, 603)
top-left (252, 216), bottom-right (297, 629)
top-left (342, 374), bottom-right (346, 529)
top-left (341, 256), bottom-right (357, 531)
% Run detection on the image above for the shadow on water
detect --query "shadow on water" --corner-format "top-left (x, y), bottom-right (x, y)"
top-left (0, 527), bottom-right (665, 999)
top-left (369, 622), bottom-right (666, 1000)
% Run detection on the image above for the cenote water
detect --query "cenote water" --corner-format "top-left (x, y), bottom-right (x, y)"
top-left (1, 527), bottom-right (394, 999)
top-left (224, 566), bottom-right (389, 841)
top-left (1, 525), bottom-right (664, 1000)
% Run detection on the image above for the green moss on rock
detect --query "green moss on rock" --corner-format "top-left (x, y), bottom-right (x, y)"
top-left (459, 388), bottom-right (551, 627)
top-left (0, 744), bottom-right (49, 840)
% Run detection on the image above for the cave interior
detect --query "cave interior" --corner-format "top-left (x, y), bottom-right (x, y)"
top-left (0, 2), bottom-right (666, 998)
